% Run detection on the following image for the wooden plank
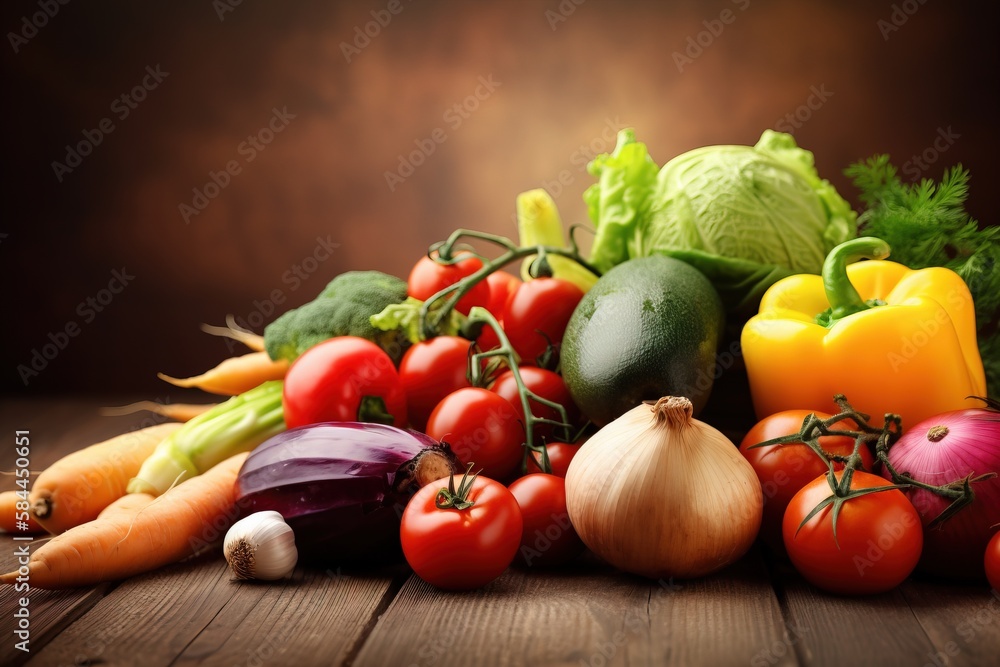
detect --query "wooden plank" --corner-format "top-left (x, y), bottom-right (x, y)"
top-left (27, 554), bottom-right (236, 666)
top-left (28, 553), bottom-right (406, 667)
top-left (353, 550), bottom-right (795, 667)
top-left (769, 558), bottom-right (939, 666)
top-left (899, 579), bottom-right (1000, 667)
top-left (171, 564), bottom-right (407, 667)
top-left (0, 398), bottom-right (148, 666)
top-left (0, 583), bottom-right (112, 667)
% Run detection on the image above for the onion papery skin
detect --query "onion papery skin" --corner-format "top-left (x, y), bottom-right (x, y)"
top-left (236, 422), bottom-right (459, 564)
top-left (881, 408), bottom-right (1000, 581)
top-left (565, 399), bottom-right (762, 579)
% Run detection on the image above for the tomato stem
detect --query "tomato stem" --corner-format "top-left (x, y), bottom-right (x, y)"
top-left (435, 463), bottom-right (479, 511)
top-left (417, 228), bottom-right (600, 341)
top-left (755, 394), bottom-right (996, 532)
top-left (463, 307), bottom-right (572, 474)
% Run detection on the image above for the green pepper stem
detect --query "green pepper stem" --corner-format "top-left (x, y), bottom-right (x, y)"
top-left (821, 237), bottom-right (891, 323)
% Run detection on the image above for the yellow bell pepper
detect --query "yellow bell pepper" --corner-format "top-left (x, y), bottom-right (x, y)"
top-left (741, 237), bottom-right (986, 427)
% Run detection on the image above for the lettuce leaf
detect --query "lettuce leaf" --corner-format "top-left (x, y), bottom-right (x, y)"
top-left (585, 130), bottom-right (857, 318)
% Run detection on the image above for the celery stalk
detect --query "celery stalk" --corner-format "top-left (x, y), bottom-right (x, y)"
top-left (126, 380), bottom-right (285, 495)
top-left (517, 189), bottom-right (598, 292)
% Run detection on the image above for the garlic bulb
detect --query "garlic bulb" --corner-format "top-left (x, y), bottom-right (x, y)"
top-left (565, 396), bottom-right (762, 579)
top-left (224, 511), bottom-right (298, 581)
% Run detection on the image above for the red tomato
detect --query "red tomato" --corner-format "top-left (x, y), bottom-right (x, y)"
top-left (398, 336), bottom-right (472, 431)
top-left (282, 337), bottom-right (406, 429)
top-left (425, 388), bottom-right (524, 480)
top-left (408, 251), bottom-right (491, 315)
top-left (783, 470), bottom-right (922, 595)
top-left (525, 441), bottom-right (583, 478)
top-left (502, 278), bottom-right (584, 363)
top-left (485, 271), bottom-right (521, 317)
top-left (401, 474), bottom-right (522, 590)
top-left (987, 530), bottom-right (1000, 591)
top-left (490, 367), bottom-right (579, 441)
top-left (508, 474), bottom-right (585, 567)
top-left (740, 410), bottom-right (874, 552)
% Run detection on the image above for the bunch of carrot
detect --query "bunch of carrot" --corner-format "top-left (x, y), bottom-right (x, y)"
top-left (1, 323), bottom-right (287, 589)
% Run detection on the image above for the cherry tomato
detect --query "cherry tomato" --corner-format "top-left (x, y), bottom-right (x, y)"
top-left (282, 336), bottom-right (406, 429)
top-left (490, 367), bottom-right (579, 441)
top-left (398, 336), bottom-right (473, 431)
top-left (401, 474), bottom-right (522, 590)
top-left (502, 278), bottom-right (584, 363)
top-left (485, 271), bottom-right (522, 317)
top-left (525, 442), bottom-right (583, 477)
top-left (783, 470), bottom-right (922, 595)
top-left (986, 530), bottom-right (1000, 591)
top-left (508, 474), bottom-right (585, 567)
top-left (740, 410), bottom-right (874, 552)
top-left (407, 251), bottom-right (491, 315)
top-left (425, 388), bottom-right (524, 480)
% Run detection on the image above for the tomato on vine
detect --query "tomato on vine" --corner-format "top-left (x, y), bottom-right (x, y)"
top-left (501, 278), bottom-right (584, 364)
top-left (282, 336), bottom-right (406, 429)
top-left (425, 387), bottom-right (524, 480)
top-left (783, 470), bottom-right (922, 595)
top-left (525, 441), bottom-right (583, 478)
top-left (401, 469), bottom-right (522, 590)
top-left (485, 271), bottom-right (521, 318)
top-left (398, 336), bottom-right (473, 431)
top-left (407, 251), bottom-right (491, 315)
top-left (508, 474), bottom-right (584, 567)
top-left (739, 410), bottom-right (874, 551)
top-left (490, 367), bottom-right (578, 442)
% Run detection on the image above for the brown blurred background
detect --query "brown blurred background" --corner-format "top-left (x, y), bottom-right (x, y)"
top-left (2, 0), bottom-right (997, 395)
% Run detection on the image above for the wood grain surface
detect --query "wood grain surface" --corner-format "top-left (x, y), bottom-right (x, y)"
top-left (1, 398), bottom-right (998, 666)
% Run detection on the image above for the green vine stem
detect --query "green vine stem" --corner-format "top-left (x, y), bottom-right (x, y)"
top-left (417, 228), bottom-right (601, 341)
top-left (750, 394), bottom-right (995, 538)
top-left (464, 307), bottom-right (572, 474)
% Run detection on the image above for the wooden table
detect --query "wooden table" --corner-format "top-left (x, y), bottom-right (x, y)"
top-left (2, 398), bottom-right (998, 667)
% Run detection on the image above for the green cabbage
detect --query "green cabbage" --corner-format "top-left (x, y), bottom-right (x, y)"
top-left (585, 129), bottom-right (857, 318)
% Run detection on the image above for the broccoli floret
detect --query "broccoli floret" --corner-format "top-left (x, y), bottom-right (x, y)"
top-left (264, 271), bottom-right (409, 363)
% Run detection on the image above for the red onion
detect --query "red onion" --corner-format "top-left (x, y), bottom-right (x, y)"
top-left (236, 422), bottom-right (461, 564)
top-left (881, 407), bottom-right (1000, 580)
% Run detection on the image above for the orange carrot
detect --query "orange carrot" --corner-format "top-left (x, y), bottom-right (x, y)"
top-left (29, 422), bottom-right (182, 534)
top-left (1, 453), bottom-right (248, 590)
top-left (0, 491), bottom-right (46, 534)
top-left (100, 401), bottom-right (218, 422)
top-left (158, 351), bottom-right (288, 396)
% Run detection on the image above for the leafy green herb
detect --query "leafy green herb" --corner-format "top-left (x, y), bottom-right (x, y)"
top-left (845, 156), bottom-right (999, 396)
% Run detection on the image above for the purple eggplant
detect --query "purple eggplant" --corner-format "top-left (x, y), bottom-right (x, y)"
top-left (235, 422), bottom-right (462, 564)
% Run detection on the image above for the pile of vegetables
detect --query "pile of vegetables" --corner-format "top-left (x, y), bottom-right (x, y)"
top-left (3, 129), bottom-right (998, 600)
